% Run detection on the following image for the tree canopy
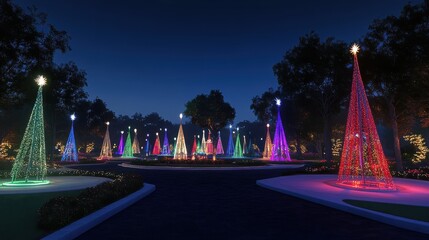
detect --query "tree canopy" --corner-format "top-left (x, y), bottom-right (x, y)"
top-left (184, 90), bottom-right (235, 133)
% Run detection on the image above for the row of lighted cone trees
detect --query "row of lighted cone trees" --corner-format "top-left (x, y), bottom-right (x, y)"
top-left (4, 44), bottom-right (395, 191)
top-left (60, 106), bottom-right (291, 161)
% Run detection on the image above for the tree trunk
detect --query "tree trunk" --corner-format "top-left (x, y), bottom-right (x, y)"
top-left (388, 99), bottom-right (403, 171)
top-left (323, 116), bottom-right (333, 162)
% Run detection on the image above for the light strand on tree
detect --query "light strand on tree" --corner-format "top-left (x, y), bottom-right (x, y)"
top-left (338, 44), bottom-right (395, 190)
top-left (98, 122), bottom-right (112, 160)
top-left (10, 76), bottom-right (48, 183)
top-left (270, 99), bottom-right (291, 161)
top-left (61, 114), bottom-right (78, 162)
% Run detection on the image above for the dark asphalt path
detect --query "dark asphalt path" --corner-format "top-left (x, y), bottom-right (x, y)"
top-left (72, 162), bottom-right (428, 240)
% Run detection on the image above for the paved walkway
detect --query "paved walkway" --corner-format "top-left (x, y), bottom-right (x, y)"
top-left (71, 162), bottom-right (428, 240)
top-left (257, 174), bottom-right (429, 234)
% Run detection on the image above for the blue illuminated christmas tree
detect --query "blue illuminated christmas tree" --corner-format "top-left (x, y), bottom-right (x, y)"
top-left (62, 114), bottom-right (78, 162)
top-left (161, 128), bottom-right (171, 155)
top-left (226, 125), bottom-right (234, 156)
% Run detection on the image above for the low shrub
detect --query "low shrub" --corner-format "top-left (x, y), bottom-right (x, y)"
top-left (38, 171), bottom-right (143, 230)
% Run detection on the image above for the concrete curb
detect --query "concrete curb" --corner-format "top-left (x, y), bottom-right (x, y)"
top-left (120, 162), bottom-right (305, 171)
top-left (42, 183), bottom-right (156, 240)
top-left (257, 177), bottom-right (429, 234)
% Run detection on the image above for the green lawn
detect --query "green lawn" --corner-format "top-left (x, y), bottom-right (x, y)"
top-left (344, 199), bottom-right (429, 222)
top-left (0, 190), bottom-right (81, 239)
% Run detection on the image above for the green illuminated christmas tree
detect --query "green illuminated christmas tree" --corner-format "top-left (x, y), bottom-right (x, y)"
top-left (9, 76), bottom-right (48, 185)
top-left (233, 128), bottom-right (243, 158)
top-left (122, 126), bottom-right (134, 158)
top-left (98, 122), bottom-right (112, 160)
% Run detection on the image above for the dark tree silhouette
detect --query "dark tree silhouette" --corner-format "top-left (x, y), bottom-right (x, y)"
top-left (184, 90), bottom-right (235, 134)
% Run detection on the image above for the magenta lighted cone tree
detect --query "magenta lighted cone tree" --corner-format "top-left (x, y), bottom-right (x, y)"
top-left (271, 99), bottom-right (291, 161)
top-left (216, 131), bottom-right (224, 155)
top-left (263, 124), bottom-right (272, 159)
top-left (98, 122), bottom-right (112, 160)
top-left (174, 113), bottom-right (187, 159)
top-left (338, 44), bottom-right (395, 190)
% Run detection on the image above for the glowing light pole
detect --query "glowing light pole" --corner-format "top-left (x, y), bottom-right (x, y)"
top-left (61, 114), bottom-right (78, 162)
top-left (145, 134), bottom-right (150, 156)
top-left (7, 76), bottom-right (49, 185)
top-left (337, 44), bottom-right (395, 190)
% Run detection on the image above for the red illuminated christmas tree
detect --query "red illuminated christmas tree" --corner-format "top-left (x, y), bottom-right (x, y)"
top-left (152, 132), bottom-right (161, 155)
top-left (337, 44), bottom-right (395, 190)
top-left (191, 135), bottom-right (197, 155)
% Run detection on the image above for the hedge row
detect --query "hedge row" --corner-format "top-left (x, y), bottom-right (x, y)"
top-left (38, 171), bottom-right (143, 230)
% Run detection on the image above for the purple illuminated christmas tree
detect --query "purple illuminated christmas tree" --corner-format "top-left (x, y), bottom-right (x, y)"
top-left (62, 114), bottom-right (78, 162)
top-left (161, 128), bottom-right (171, 155)
top-left (270, 99), bottom-right (291, 161)
top-left (337, 44), bottom-right (395, 190)
top-left (117, 131), bottom-right (124, 155)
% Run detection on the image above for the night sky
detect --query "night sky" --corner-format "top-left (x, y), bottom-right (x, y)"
top-left (14, 0), bottom-right (420, 123)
